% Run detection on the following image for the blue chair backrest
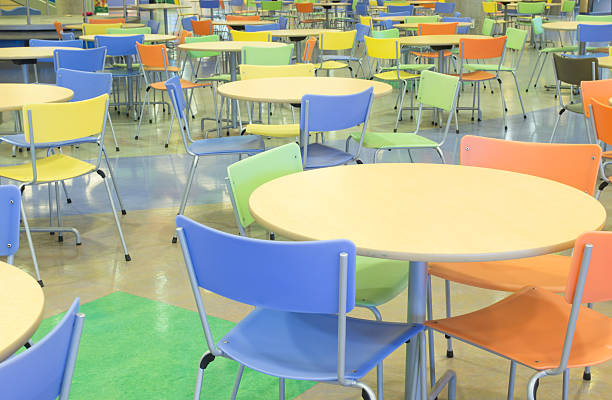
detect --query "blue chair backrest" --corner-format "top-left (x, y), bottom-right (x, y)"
top-left (182, 15), bottom-right (198, 31)
top-left (387, 4), bottom-right (413, 14)
top-left (355, 23), bottom-right (370, 43)
top-left (380, 10), bottom-right (412, 17)
top-left (0, 298), bottom-right (83, 400)
top-left (376, 0), bottom-right (384, 5)
top-left (56, 69), bottom-right (112, 102)
top-left (230, 0), bottom-right (243, 5)
top-left (61, 32), bottom-right (76, 40)
top-left (434, 2), bottom-right (455, 14)
top-left (165, 75), bottom-right (187, 120)
top-left (29, 39), bottom-right (84, 63)
top-left (95, 34), bottom-right (144, 57)
top-left (0, 185), bottom-right (20, 258)
top-left (355, 2), bottom-right (368, 16)
top-left (0, 6), bottom-right (41, 15)
top-left (199, 0), bottom-right (220, 8)
top-left (245, 23), bottom-right (280, 32)
top-left (53, 47), bottom-right (106, 72)
top-left (278, 16), bottom-right (289, 29)
top-left (454, 11), bottom-right (461, 17)
top-left (176, 215), bottom-right (357, 314)
top-left (577, 23), bottom-right (612, 44)
top-left (382, 19), bottom-right (397, 29)
top-left (301, 87), bottom-right (374, 133)
top-left (442, 16), bottom-right (471, 33)
top-left (146, 19), bottom-right (161, 34)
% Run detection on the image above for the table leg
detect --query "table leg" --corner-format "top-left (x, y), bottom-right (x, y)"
top-left (405, 260), bottom-right (427, 400)
top-left (21, 64), bottom-right (29, 84)
top-left (163, 9), bottom-right (169, 35)
top-left (127, 58), bottom-right (134, 119)
top-left (230, 52), bottom-right (238, 128)
top-left (325, 6), bottom-right (330, 28)
top-left (502, 3), bottom-right (508, 35)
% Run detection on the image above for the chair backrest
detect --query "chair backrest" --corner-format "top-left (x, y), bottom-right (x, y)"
top-left (192, 19), bottom-right (213, 35)
top-left (200, 0), bottom-right (220, 8)
top-left (179, 29), bottom-right (193, 45)
top-left (371, 28), bottom-right (399, 38)
top-left (227, 14), bottom-right (260, 21)
top-left (565, 232), bottom-right (612, 305)
top-left (531, 15), bottom-right (544, 36)
top-left (459, 35), bottom-right (506, 60)
top-left (94, 34), bottom-right (144, 57)
top-left (587, 98), bottom-right (612, 146)
top-left (552, 53), bottom-right (598, 86)
top-left (146, 19), bottom-right (161, 34)
top-left (404, 15), bottom-right (439, 23)
top-left (262, 0), bottom-right (283, 10)
top-left (355, 2), bottom-right (369, 16)
top-left (61, 32), bottom-right (76, 40)
top-left (355, 23), bottom-right (371, 43)
top-left (506, 27), bottom-right (528, 51)
top-left (561, 0), bottom-right (575, 13)
top-left (441, 16), bottom-right (471, 33)
top-left (576, 14), bottom-right (612, 22)
top-left (29, 39), bottom-right (83, 49)
top-left (182, 15), bottom-right (198, 31)
top-left (106, 27), bottom-right (151, 34)
top-left (0, 6), bottom-right (41, 15)
top-left (296, 2), bottom-right (314, 12)
top-left (165, 75), bottom-right (188, 120)
top-left (176, 215), bottom-right (357, 314)
top-left (185, 35), bottom-right (221, 58)
top-left (459, 135), bottom-right (601, 196)
top-left (82, 23), bottom-right (122, 35)
top-left (418, 22), bottom-right (458, 35)
top-left (581, 78), bottom-right (612, 118)
top-left (278, 16), bottom-right (289, 29)
top-left (89, 17), bottom-right (125, 24)
top-left (53, 47), bottom-right (106, 72)
top-left (227, 143), bottom-right (303, 230)
top-left (365, 35), bottom-right (399, 58)
top-left (56, 68), bottom-right (112, 102)
top-left (0, 185), bottom-right (20, 259)
top-left (301, 87), bottom-right (373, 134)
top-left (434, 2), bottom-right (455, 14)
top-left (387, 4), bottom-right (413, 13)
top-left (482, 1), bottom-right (497, 13)
top-left (239, 63), bottom-right (316, 80)
top-left (244, 22), bottom-right (280, 32)
top-left (517, 1), bottom-right (545, 14)
top-left (577, 23), bottom-right (612, 44)
top-left (0, 298), bottom-right (84, 400)
top-left (381, 19), bottom-right (397, 30)
top-left (241, 44), bottom-right (292, 65)
top-left (417, 69), bottom-right (459, 111)
top-left (319, 30), bottom-right (356, 51)
top-left (360, 15), bottom-right (373, 30)
top-left (482, 17), bottom-right (495, 36)
top-left (136, 42), bottom-right (170, 70)
top-left (53, 21), bottom-right (63, 39)
top-left (303, 37), bottom-right (317, 62)
top-left (230, 30), bottom-right (271, 41)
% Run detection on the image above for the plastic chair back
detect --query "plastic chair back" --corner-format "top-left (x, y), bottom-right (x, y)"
top-left (459, 35), bottom-right (506, 60)
top-left (181, 15), bottom-right (198, 31)
top-left (0, 298), bottom-right (83, 400)
top-left (301, 87), bottom-right (373, 133)
top-left (82, 23), bottom-right (122, 35)
top-left (404, 15), bottom-right (439, 22)
top-left (176, 215), bottom-right (357, 314)
top-left (576, 14), bottom-right (612, 22)
top-left (239, 63), bottom-right (316, 79)
top-left (482, 1), bottom-right (497, 13)
top-left (516, 1), bottom-right (545, 14)
top-left (418, 22), bottom-right (457, 35)
top-left (227, 143), bottom-right (303, 229)
top-left (56, 68), bottom-right (112, 102)
top-left (531, 15), bottom-right (544, 36)
top-left (552, 53), bottom-right (598, 86)
top-left (53, 47), bottom-right (106, 72)
top-left (179, 30), bottom-right (193, 45)
top-left (581, 78), bottom-right (612, 118)
top-left (506, 27), bottom-right (528, 51)
top-left (434, 2), bottom-right (455, 13)
top-left (0, 185), bottom-right (20, 258)
top-left (382, 19), bottom-right (396, 30)
top-left (387, 4), bottom-right (413, 13)
top-left (441, 16), bottom-right (471, 33)
top-left (262, 0), bottom-right (283, 10)
top-left (561, 0), bottom-right (575, 13)
top-left (355, 2), bottom-right (369, 16)
top-left (165, 75), bottom-right (187, 120)
top-left (241, 44), bottom-right (292, 65)
top-left (279, 16), bottom-right (289, 29)
top-left (230, 30), bottom-right (271, 41)
top-left (94, 35), bottom-right (144, 57)
top-left (199, 0), bottom-right (221, 8)
top-left (459, 135), bottom-right (601, 196)
top-left (185, 35), bottom-right (221, 58)
top-left (365, 35), bottom-right (399, 59)
top-left (0, 6), bottom-right (41, 15)
top-left (136, 42), bottom-right (170, 70)
top-left (577, 24), bottom-right (612, 44)
top-left (360, 15), bottom-right (373, 30)
top-left (53, 21), bottom-right (63, 39)
top-left (106, 27), bottom-right (151, 34)
top-left (192, 19), bottom-right (213, 35)
top-left (319, 30), bottom-right (356, 51)
top-left (565, 232), bottom-right (612, 304)
top-left (482, 17), bottom-right (495, 36)
top-left (417, 69), bottom-right (459, 112)
top-left (355, 23), bottom-right (371, 43)
top-left (244, 22), bottom-right (280, 32)
top-left (89, 17), bottom-right (125, 24)
top-left (303, 37), bottom-right (317, 62)
top-left (371, 28), bottom-right (399, 38)
top-left (147, 19), bottom-right (161, 34)
top-left (29, 39), bottom-right (83, 48)
top-left (588, 98), bottom-right (612, 146)
top-left (296, 2), bottom-right (314, 12)
top-left (61, 32), bottom-right (76, 40)
top-left (227, 14), bottom-right (261, 21)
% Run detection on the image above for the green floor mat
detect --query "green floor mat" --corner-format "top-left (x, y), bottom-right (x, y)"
top-left (33, 292), bottom-right (315, 399)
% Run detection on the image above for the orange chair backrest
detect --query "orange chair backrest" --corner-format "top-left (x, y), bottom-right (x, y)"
top-left (53, 21), bottom-right (63, 39)
top-left (459, 35), bottom-right (506, 60)
top-left (459, 135), bottom-right (601, 196)
top-left (296, 2), bottom-right (314, 12)
top-left (136, 42), bottom-right (169, 69)
top-left (580, 79), bottom-right (612, 118)
top-left (89, 18), bottom-right (125, 24)
top-left (227, 15), bottom-right (261, 21)
top-left (303, 36), bottom-right (317, 62)
top-left (418, 22), bottom-right (458, 35)
top-left (192, 19), bottom-right (213, 35)
top-left (179, 30), bottom-right (193, 44)
top-left (565, 231), bottom-right (612, 304)
top-left (588, 98), bottom-right (612, 146)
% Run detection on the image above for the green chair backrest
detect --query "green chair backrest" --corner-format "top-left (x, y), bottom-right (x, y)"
top-left (576, 14), bottom-right (612, 22)
top-left (561, 0), bottom-right (575, 13)
top-left (261, 0), bottom-right (282, 10)
top-left (241, 44), bottom-right (293, 65)
top-left (403, 15), bottom-right (439, 23)
top-left (372, 28), bottom-right (400, 38)
top-left (506, 27), bottom-right (528, 50)
top-left (227, 143), bottom-right (303, 230)
top-left (417, 70), bottom-right (459, 111)
top-left (106, 27), bottom-right (152, 34)
top-left (531, 16), bottom-right (544, 36)
top-left (482, 17), bottom-right (495, 36)
top-left (185, 35), bottom-right (221, 58)
top-left (516, 1), bottom-right (545, 14)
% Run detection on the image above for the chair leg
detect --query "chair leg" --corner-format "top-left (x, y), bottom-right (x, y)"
top-left (511, 72), bottom-right (526, 119)
top-left (562, 369), bottom-right (569, 400)
top-left (534, 53), bottom-right (548, 89)
top-left (526, 52), bottom-right (542, 92)
top-left (61, 181), bottom-right (72, 204)
top-left (444, 280), bottom-right (453, 358)
top-left (497, 78), bottom-right (508, 131)
top-left (434, 147), bottom-right (446, 163)
top-left (172, 156), bottom-right (199, 243)
top-left (550, 109), bottom-right (565, 143)
top-left (102, 149), bottom-right (127, 215)
top-left (107, 111), bottom-right (120, 152)
top-left (394, 81), bottom-right (408, 132)
top-left (230, 365), bottom-right (245, 400)
top-left (507, 361), bottom-right (516, 400)
top-left (194, 352), bottom-right (215, 400)
top-left (427, 275), bottom-right (436, 387)
top-left (98, 170), bottom-right (131, 261)
top-left (20, 202), bottom-right (42, 287)
top-left (136, 89), bottom-right (150, 140)
top-left (279, 378), bottom-right (286, 400)
top-left (166, 108), bottom-right (176, 148)
top-left (55, 182), bottom-right (63, 243)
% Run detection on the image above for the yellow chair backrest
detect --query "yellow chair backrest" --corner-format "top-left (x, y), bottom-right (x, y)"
top-left (82, 23), bottom-right (123, 35)
top-left (482, 1), bottom-right (497, 13)
top-left (360, 15), bottom-right (373, 30)
top-left (239, 63), bottom-right (316, 79)
top-left (365, 36), bottom-right (399, 60)
top-left (319, 30), bottom-right (356, 51)
top-left (231, 30), bottom-right (271, 42)
top-left (22, 94), bottom-right (109, 144)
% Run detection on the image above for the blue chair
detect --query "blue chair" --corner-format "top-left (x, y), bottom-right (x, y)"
top-left (434, 2), bottom-right (455, 14)
top-left (382, 19), bottom-right (396, 29)
top-left (199, 0), bottom-right (220, 17)
top-left (0, 185), bottom-right (41, 286)
top-left (244, 22), bottom-right (280, 32)
top-left (355, 2), bottom-right (368, 16)
top-left (575, 24), bottom-right (612, 57)
top-left (165, 76), bottom-right (264, 243)
top-left (28, 39), bottom-right (84, 81)
top-left (0, 298), bottom-right (84, 400)
top-left (53, 47), bottom-right (106, 72)
top-left (181, 15), bottom-right (198, 31)
top-left (441, 16), bottom-right (471, 34)
top-left (61, 32), bottom-right (76, 40)
top-left (376, 0), bottom-right (384, 5)
top-left (146, 18), bottom-right (161, 34)
top-left (176, 215), bottom-right (457, 400)
top-left (278, 16), bottom-right (289, 29)
top-left (300, 87), bottom-right (372, 169)
top-left (0, 6), bottom-right (41, 15)
top-left (387, 4), bottom-right (413, 14)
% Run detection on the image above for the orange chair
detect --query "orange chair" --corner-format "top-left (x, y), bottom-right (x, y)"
top-left (135, 43), bottom-right (211, 145)
top-left (302, 36), bottom-right (317, 63)
top-left (585, 96), bottom-right (612, 199)
top-left (53, 21), bottom-right (63, 39)
top-left (88, 17), bottom-right (125, 24)
top-left (192, 19), bottom-right (213, 36)
top-left (410, 22), bottom-right (458, 62)
top-left (581, 78), bottom-right (612, 147)
top-left (427, 230), bottom-right (612, 400)
top-left (296, 2), bottom-right (325, 26)
top-left (226, 14), bottom-right (260, 31)
top-left (179, 29), bottom-right (193, 45)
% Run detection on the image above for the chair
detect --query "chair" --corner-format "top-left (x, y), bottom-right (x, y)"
top-left (165, 76), bottom-right (263, 243)
top-left (302, 36), bottom-right (317, 63)
top-left (53, 21), bottom-right (64, 40)
top-left (106, 27), bottom-right (151, 34)
top-left (261, 0), bottom-right (283, 17)
top-left (192, 19), bottom-right (213, 36)
top-left (88, 17), bottom-right (125, 24)
top-left (575, 14), bottom-right (612, 22)
top-left (549, 54), bottom-right (598, 143)
top-left (0, 298), bottom-right (84, 400)
top-left (441, 16), bottom-right (471, 34)
top-left (371, 27), bottom-right (399, 38)
top-left (82, 23), bottom-right (123, 36)
top-left (0, 95), bottom-right (131, 261)
top-left (230, 30), bottom-right (271, 41)
top-left (426, 230), bottom-right (612, 400)
top-left (242, 44), bottom-right (293, 65)
top-left (582, 84), bottom-right (612, 198)
top-left (434, 2), bottom-right (455, 14)
top-left (347, 69), bottom-right (459, 163)
top-left (181, 15), bottom-right (198, 32)
top-left (515, 1), bottom-right (545, 32)
top-left (200, 0), bottom-right (221, 17)
top-left (296, 2), bottom-right (325, 26)
top-left (53, 47), bottom-right (106, 73)
top-left (176, 214), bottom-right (458, 400)
top-left (244, 22), bottom-right (280, 32)
top-left (0, 6), bottom-right (41, 15)
top-left (560, 0), bottom-right (575, 19)
top-left (316, 30), bottom-right (357, 77)
top-left (147, 19), bottom-right (161, 34)
top-left (575, 23), bottom-right (612, 57)
top-left (387, 4), bottom-right (413, 13)
top-left (401, 14), bottom-right (439, 33)
top-left (28, 39), bottom-right (84, 82)
top-left (0, 185), bottom-right (40, 285)
top-left (410, 23), bottom-right (457, 65)
top-left (481, 7), bottom-right (503, 35)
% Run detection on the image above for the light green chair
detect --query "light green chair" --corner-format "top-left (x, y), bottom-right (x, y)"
top-left (560, 0), bottom-right (575, 19)
top-left (106, 27), bottom-right (152, 34)
top-left (261, 0), bottom-right (283, 19)
top-left (515, 1), bottom-right (545, 28)
top-left (241, 44), bottom-right (293, 65)
top-left (371, 27), bottom-right (400, 38)
top-left (575, 14), bottom-right (612, 22)
top-left (402, 15), bottom-right (440, 32)
top-left (348, 70), bottom-right (460, 163)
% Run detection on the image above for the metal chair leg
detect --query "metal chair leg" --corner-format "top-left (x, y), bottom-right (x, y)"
top-left (20, 203), bottom-right (42, 286)
top-left (98, 170), bottom-right (131, 261)
top-left (172, 156), bottom-right (199, 243)
top-left (102, 149), bottom-right (127, 215)
top-left (230, 365), bottom-right (244, 400)
top-left (507, 361), bottom-right (516, 400)
top-left (427, 275), bottom-right (436, 387)
top-left (444, 280), bottom-right (453, 358)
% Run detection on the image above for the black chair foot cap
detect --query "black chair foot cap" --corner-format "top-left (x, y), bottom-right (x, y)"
top-left (66, 198), bottom-right (72, 204)
top-left (172, 236), bottom-right (178, 243)
top-left (121, 210), bottom-right (127, 215)
top-left (446, 350), bottom-right (454, 358)
top-left (125, 254), bottom-right (131, 261)
top-left (58, 236), bottom-right (63, 242)
top-left (134, 136), bottom-right (139, 140)
top-left (361, 389), bottom-right (371, 400)
top-left (38, 280), bottom-right (44, 287)
top-left (116, 147), bottom-right (120, 152)
top-left (583, 371), bottom-right (591, 381)
top-left (164, 143), bottom-right (168, 148)
top-left (76, 242), bottom-right (82, 246)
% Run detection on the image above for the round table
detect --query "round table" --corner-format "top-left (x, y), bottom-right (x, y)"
top-left (249, 162), bottom-right (606, 399)
top-left (395, 21), bottom-right (473, 29)
top-left (0, 47), bottom-right (83, 83)
top-left (79, 33), bottom-right (176, 42)
top-left (270, 28), bottom-right (340, 60)
top-left (212, 20), bottom-right (276, 30)
top-left (542, 20), bottom-right (612, 31)
top-left (399, 34), bottom-right (486, 73)
top-left (0, 261), bottom-right (45, 362)
top-left (217, 76), bottom-right (392, 104)
top-left (0, 84), bottom-right (74, 112)
top-left (63, 22), bottom-right (145, 30)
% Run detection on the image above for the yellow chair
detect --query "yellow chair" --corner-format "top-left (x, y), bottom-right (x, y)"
top-left (239, 64), bottom-right (316, 138)
top-left (0, 94), bottom-right (131, 261)
top-left (230, 30), bottom-right (271, 41)
top-left (317, 30), bottom-right (357, 77)
top-left (82, 23), bottom-right (123, 35)
top-left (359, 15), bottom-right (374, 31)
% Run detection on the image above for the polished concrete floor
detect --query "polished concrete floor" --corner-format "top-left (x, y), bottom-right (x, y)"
top-left (1, 21), bottom-right (612, 399)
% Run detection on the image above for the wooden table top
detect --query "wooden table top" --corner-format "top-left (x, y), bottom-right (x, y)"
top-left (217, 76), bottom-right (392, 103)
top-left (179, 40), bottom-right (286, 52)
top-left (79, 33), bottom-right (176, 42)
top-left (542, 20), bottom-right (612, 31)
top-left (0, 84), bottom-right (74, 112)
top-left (64, 22), bottom-right (145, 30)
top-left (137, 3), bottom-right (190, 9)
top-left (0, 46), bottom-right (82, 61)
top-left (0, 262), bottom-right (45, 362)
top-left (270, 28), bottom-right (340, 37)
top-left (212, 20), bottom-right (276, 26)
top-left (249, 163), bottom-right (606, 262)
top-left (395, 21), bottom-right (472, 29)
top-left (399, 34), bottom-right (486, 46)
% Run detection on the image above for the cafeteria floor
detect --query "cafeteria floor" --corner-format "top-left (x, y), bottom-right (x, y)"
top-left (2, 41), bottom-right (612, 399)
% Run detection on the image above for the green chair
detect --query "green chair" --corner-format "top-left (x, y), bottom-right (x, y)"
top-left (575, 14), bottom-right (612, 22)
top-left (482, 17), bottom-right (495, 36)
top-left (241, 44), bottom-right (293, 65)
top-left (515, 1), bottom-right (545, 28)
top-left (560, 0), bottom-right (575, 19)
top-left (371, 27), bottom-right (400, 38)
top-left (106, 27), bottom-right (152, 34)
top-left (402, 15), bottom-right (440, 32)
top-left (261, 0), bottom-right (283, 19)
top-left (347, 70), bottom-right (460, 163)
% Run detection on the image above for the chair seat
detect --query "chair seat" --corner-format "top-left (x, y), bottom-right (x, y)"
top-left (356, 256), bottom-right (409, 306)
top-left (219, 308), bottom-right (423, 380)
top-left (450, 71), bottom-right (496, 81)
top-left (318, 60), bottom-right (350, 70)
top-left (197, 73), bottom-right (236, 82)
top-left (373, 70), bottom-right (419, 81)
top-left (0, 153), bottom-right (95, 183)
top-left (150, 78), bottom-right (211, 90)
top-left (382, 64), bottom-right (435, 72)
top-left (321, 54), bottom-right (360, 62)
top-left (425, 286), bottom-right (612, 370)
top-left (540, 45), bottom-right (578, 53)
top-left (428, 254), bottom-right (570, 292)
top-left (565, 102), bottom-right (584, 114)
top-left (0, 134), bottom-right (98, 149)
top-left (144, 65), bottom-right (180, 72)
top-left (245, 123), bottom-right (300, 138)
top-left (349, 131), bottom-right (438, 149)
top-left (410, 50), bottom-right (452, 58)
top-left (302, 143), bottom-right (354, 169)
top-left (188, 135), bottom-right (264, 156)
top-left (111, 62), bottom-right (142, 69)
top-left (105, 67), bottom-right (142, 77)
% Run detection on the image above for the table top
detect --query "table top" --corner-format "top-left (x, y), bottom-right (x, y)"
top-left (63, 22), bottom-right (145, 30)
top-left (395, 21), bottom-right (472, 29)
top-left (137, 3), bottom-right (190, 9)
top-left (0, 262), bottom-right (45, 362)
top-left (542, 20), bottom-right (612, 31)
top-left (270, 28), bottom-right (340, 37)
top-left (249, 163), bottom-right (606, 262)
top-left (314, 2), bottom-right (351, 6)
top-left (399, 34), bottom-right (486, 46)
top-left (179, 40), bottom-right (286, 52)
top-left (0, 83), bottom-right (74, 112)
top-left (79, 33), bottom-right (176, 42)
top-left (0, 46), bottom-right (82, 60)
top-left (218, 76), bottom-right (392, 103)
top-left (212, 20), bottom-right (277, 26)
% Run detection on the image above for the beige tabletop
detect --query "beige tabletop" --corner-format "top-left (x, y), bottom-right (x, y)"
top-left (270, 28), bottom-right (340, 37)
top-left (597, 55), bottom-right (612, 69)
top-left (179, 40), bottom-right (286, 52)
top-left (314, 2), bottom-right (351, 6)
top-left (0, 262), bottom-right (45, 362)
top-left (395, 21), bottom-right (472, 29)
top-left (218, 76), bottom-right (392, 103)
top-left (0, 47), bottom-right (82, 61)
top-left (399, 33), bottom-right (486, 47)
top-left (137, 3), bottom-right (190, 9)
top-left (63, 22), bottom-right (145, 30)
top-left (79, 33), bottom-right (176, 42)
top-left (0, 84), bottom-right (74, 112)
top-left (249, 163), bottom-right (606, 262)
top-left (212, 20), bottom-right (277, 26)
top-left (542, 21), bottom-right (612, 31)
